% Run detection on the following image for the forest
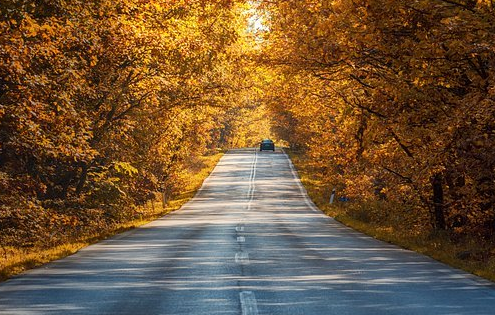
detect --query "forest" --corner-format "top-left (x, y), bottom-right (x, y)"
top-left (1, 0), bottom-right (494, 276)
top-left (261, 0), bottom-right (495, 240)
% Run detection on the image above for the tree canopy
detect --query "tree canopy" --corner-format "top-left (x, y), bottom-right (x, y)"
top-left (260, 0), bottom-right (495, 237)
top-left (1, 0), bottom-right (494, 246)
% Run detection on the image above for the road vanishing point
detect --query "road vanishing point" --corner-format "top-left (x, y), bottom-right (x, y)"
top-left (1, 148), bottom-right (495, 314)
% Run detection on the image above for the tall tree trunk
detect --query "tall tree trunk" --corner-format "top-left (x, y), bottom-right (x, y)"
top-left (75, 163), bottom-right (88, 196)
top-left (432, 173), bottom-right (446, 230)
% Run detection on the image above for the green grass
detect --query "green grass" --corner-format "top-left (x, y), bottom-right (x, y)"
top-left (287, 149), bottom-right (495, 283)
top-left (0, 152), bottom-right (224, 282)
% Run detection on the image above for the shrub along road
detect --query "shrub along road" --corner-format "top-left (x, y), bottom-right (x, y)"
top-left (0, 148), bottom-right (494, 314)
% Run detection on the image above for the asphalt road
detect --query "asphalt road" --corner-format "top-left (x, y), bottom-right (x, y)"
top-left (1, 148), bottom-right (495, 315)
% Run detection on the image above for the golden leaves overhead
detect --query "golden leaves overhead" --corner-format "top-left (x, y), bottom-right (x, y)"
top-left (0, 0), bottom-right (262, 213)
top-left (260, 0), bottom-right (495, 236)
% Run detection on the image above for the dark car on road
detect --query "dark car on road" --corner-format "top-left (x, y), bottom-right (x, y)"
top-left (260, 139), bottom-right (275, 151)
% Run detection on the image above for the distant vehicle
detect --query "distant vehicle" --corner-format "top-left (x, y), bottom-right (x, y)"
top-left (260, 139), bottom-right (275, 151)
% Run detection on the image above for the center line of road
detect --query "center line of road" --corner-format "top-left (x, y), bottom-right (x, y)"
top-left (235, 252), bottom-right (249, 264)
top-left (240, 291), bottom-right (259, 315)
top-left (246, 149), bottom-right (257, 211)
top-left (237, 236), bottom-right (245, 243)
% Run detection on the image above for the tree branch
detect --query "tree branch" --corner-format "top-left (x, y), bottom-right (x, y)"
top-left (389, 129), bottom-right (414, 158)
top-left (439, 0), bottom-right (476, 12)
top-left (383, 166), bottom-right (413, 183)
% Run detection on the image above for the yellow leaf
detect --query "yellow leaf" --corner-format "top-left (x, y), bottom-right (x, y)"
top-left (90, 56), bottom-right (98, 67)
top-left (40, 24), bottom-right (54, 35)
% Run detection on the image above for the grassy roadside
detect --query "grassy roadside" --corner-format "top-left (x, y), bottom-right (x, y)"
top-left (0, 152), bottom-right (224, 282)
top-left (287, 150), bottom-right (495, 283)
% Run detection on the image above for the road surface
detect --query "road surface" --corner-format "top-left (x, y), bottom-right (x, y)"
top-left (1, 148), bottom-right (495, 314)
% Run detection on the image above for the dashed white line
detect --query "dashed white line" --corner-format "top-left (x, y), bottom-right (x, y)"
top-left (240, 291), bottom-right (259, 315)
top-left (235, 252), bottom-right (249, 264)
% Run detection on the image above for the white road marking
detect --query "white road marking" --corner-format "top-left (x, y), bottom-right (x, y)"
top-left (237, 236), bottom-right (245, 243)
top-left (240, 291), bottom-right (259, 315)
top-left (235, 252), bottom-right (249, 264)
top-left (236, 224), bottom-right (245, 232)
top-left (246, 149), bottom-right (257, 211)
top-left (281, 149), bottom-right (320, 212)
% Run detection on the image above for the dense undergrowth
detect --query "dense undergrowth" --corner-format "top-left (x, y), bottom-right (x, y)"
top-left (288, 150), bottom-right (495, 283)
top-left (0, 152), bottom-right (223, 282)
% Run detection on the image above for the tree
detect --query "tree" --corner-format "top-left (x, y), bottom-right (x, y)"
top-left (1, 0), bottom-right (265, 246)
top-left (260, 0), bottom-right (495, 236)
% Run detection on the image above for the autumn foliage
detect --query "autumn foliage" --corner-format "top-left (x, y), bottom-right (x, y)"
top-left (260, 0), bottom-right (495, 238)
top-left (0, 0), bottom-right (270, 250)
top-left (1, 0), bottom-right (494, 259)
